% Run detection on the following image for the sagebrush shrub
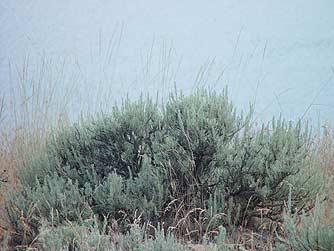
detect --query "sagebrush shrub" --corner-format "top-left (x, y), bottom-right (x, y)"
top-left (5, 89), bottom-right (322, 248)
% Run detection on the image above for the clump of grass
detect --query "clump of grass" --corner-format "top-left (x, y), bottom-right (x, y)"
top-left (317, 124), bottom-right (334, 175)
top-left (0, 95), bottom-right (8, 185)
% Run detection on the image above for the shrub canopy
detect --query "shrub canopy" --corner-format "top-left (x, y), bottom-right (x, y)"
top-left (5, 89), bottom-right (322, 247)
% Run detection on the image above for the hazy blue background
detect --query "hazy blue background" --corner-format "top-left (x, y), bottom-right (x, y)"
top-left (1, 0), bottom-right (334, 127)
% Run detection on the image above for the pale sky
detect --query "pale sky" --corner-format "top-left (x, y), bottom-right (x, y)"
top-left (1, 0), bottom-right (334, 126)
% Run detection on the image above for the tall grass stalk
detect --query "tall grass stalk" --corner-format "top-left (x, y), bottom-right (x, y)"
top-left (0, 58), bottom-right (78, 240)
top-left (316, 123), bottom-right (334, 223)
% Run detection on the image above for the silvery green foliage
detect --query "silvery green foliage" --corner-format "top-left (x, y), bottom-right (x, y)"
top-left (37, 219), bottom-right (114, 251)
top-left (5, 175), bottom-right (93, 246)
top-left (48, 96), bottom-right (162, 188)
top-left (37, 220), bottom-right (188, 251)
top-left (158, 89), bottom-right (246, 201)
top-left (215, 118), bottom-right (321, 222)
top-left (93, 159), bottom-right (168, 224)
top-left (278, 199), bottom-right (334, 251)
top-left (5, 89), bottom-right (322, 248)
top-left (155, 90), bottom-right (320, 229)
top-left (154, 90), bottom-right (250, 235)
top-left (119, 224), bottom-right (188, 251)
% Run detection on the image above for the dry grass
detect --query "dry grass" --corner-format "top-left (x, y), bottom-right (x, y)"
top-left (0, 60), bottom-right (74, 240)
top-left (317, 123), bottom-right (334, 176)
top-left (315, 123), bottom-right (334, 224)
